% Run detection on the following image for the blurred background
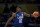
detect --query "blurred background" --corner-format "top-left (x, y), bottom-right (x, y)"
top-left (0, 0), bottom-right (40, 27)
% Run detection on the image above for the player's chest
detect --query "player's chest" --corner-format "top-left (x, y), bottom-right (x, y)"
top-left (16, 14), bottom-right (24, 19)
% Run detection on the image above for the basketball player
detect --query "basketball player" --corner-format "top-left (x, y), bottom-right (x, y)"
top-left (4, 7), bottom-right (37, 27)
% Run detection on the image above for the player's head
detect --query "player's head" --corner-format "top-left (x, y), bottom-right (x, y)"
top-left (16, 7), bottom-right (21, 12)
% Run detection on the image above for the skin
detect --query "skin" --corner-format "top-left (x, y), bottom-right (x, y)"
top-left (33, 11), bottom-right (39, 27)
top-left (33, 11), bottom-right (39, 18)
top-left (4, 8), bottom-right (37, 27)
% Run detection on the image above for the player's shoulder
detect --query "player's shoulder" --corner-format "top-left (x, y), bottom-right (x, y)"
top-left (12, 12), bottom-right (16, 15)
top-left (12, 12), bottom-right (16, 17)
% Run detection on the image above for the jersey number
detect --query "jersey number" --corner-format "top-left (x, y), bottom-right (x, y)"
top-left (19, 18), bottom-right (22, 23)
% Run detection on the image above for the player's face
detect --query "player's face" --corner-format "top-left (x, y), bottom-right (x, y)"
top-left (16, 8), bottom-right (21, 12)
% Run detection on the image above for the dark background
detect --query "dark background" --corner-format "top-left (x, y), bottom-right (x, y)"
top-left (0, 0), bottom-right (40, 27)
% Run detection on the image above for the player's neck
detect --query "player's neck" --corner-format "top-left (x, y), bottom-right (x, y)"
top-left (18, 11), bottom-right (21, 15)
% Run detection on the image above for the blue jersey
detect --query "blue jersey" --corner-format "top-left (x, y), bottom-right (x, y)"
top-left (13, 12), bottom-right (24, 24)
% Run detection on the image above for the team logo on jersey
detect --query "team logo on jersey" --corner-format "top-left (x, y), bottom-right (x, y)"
top-left (22, 14), bottom-right (23, 16)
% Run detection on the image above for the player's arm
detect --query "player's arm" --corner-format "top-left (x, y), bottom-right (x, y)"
top-left (24, 12), bottom-right (30, 17)
top-left (24, 12), bottom-right (35, 17)
top-left (4, 13), bottom-right (16, 27)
